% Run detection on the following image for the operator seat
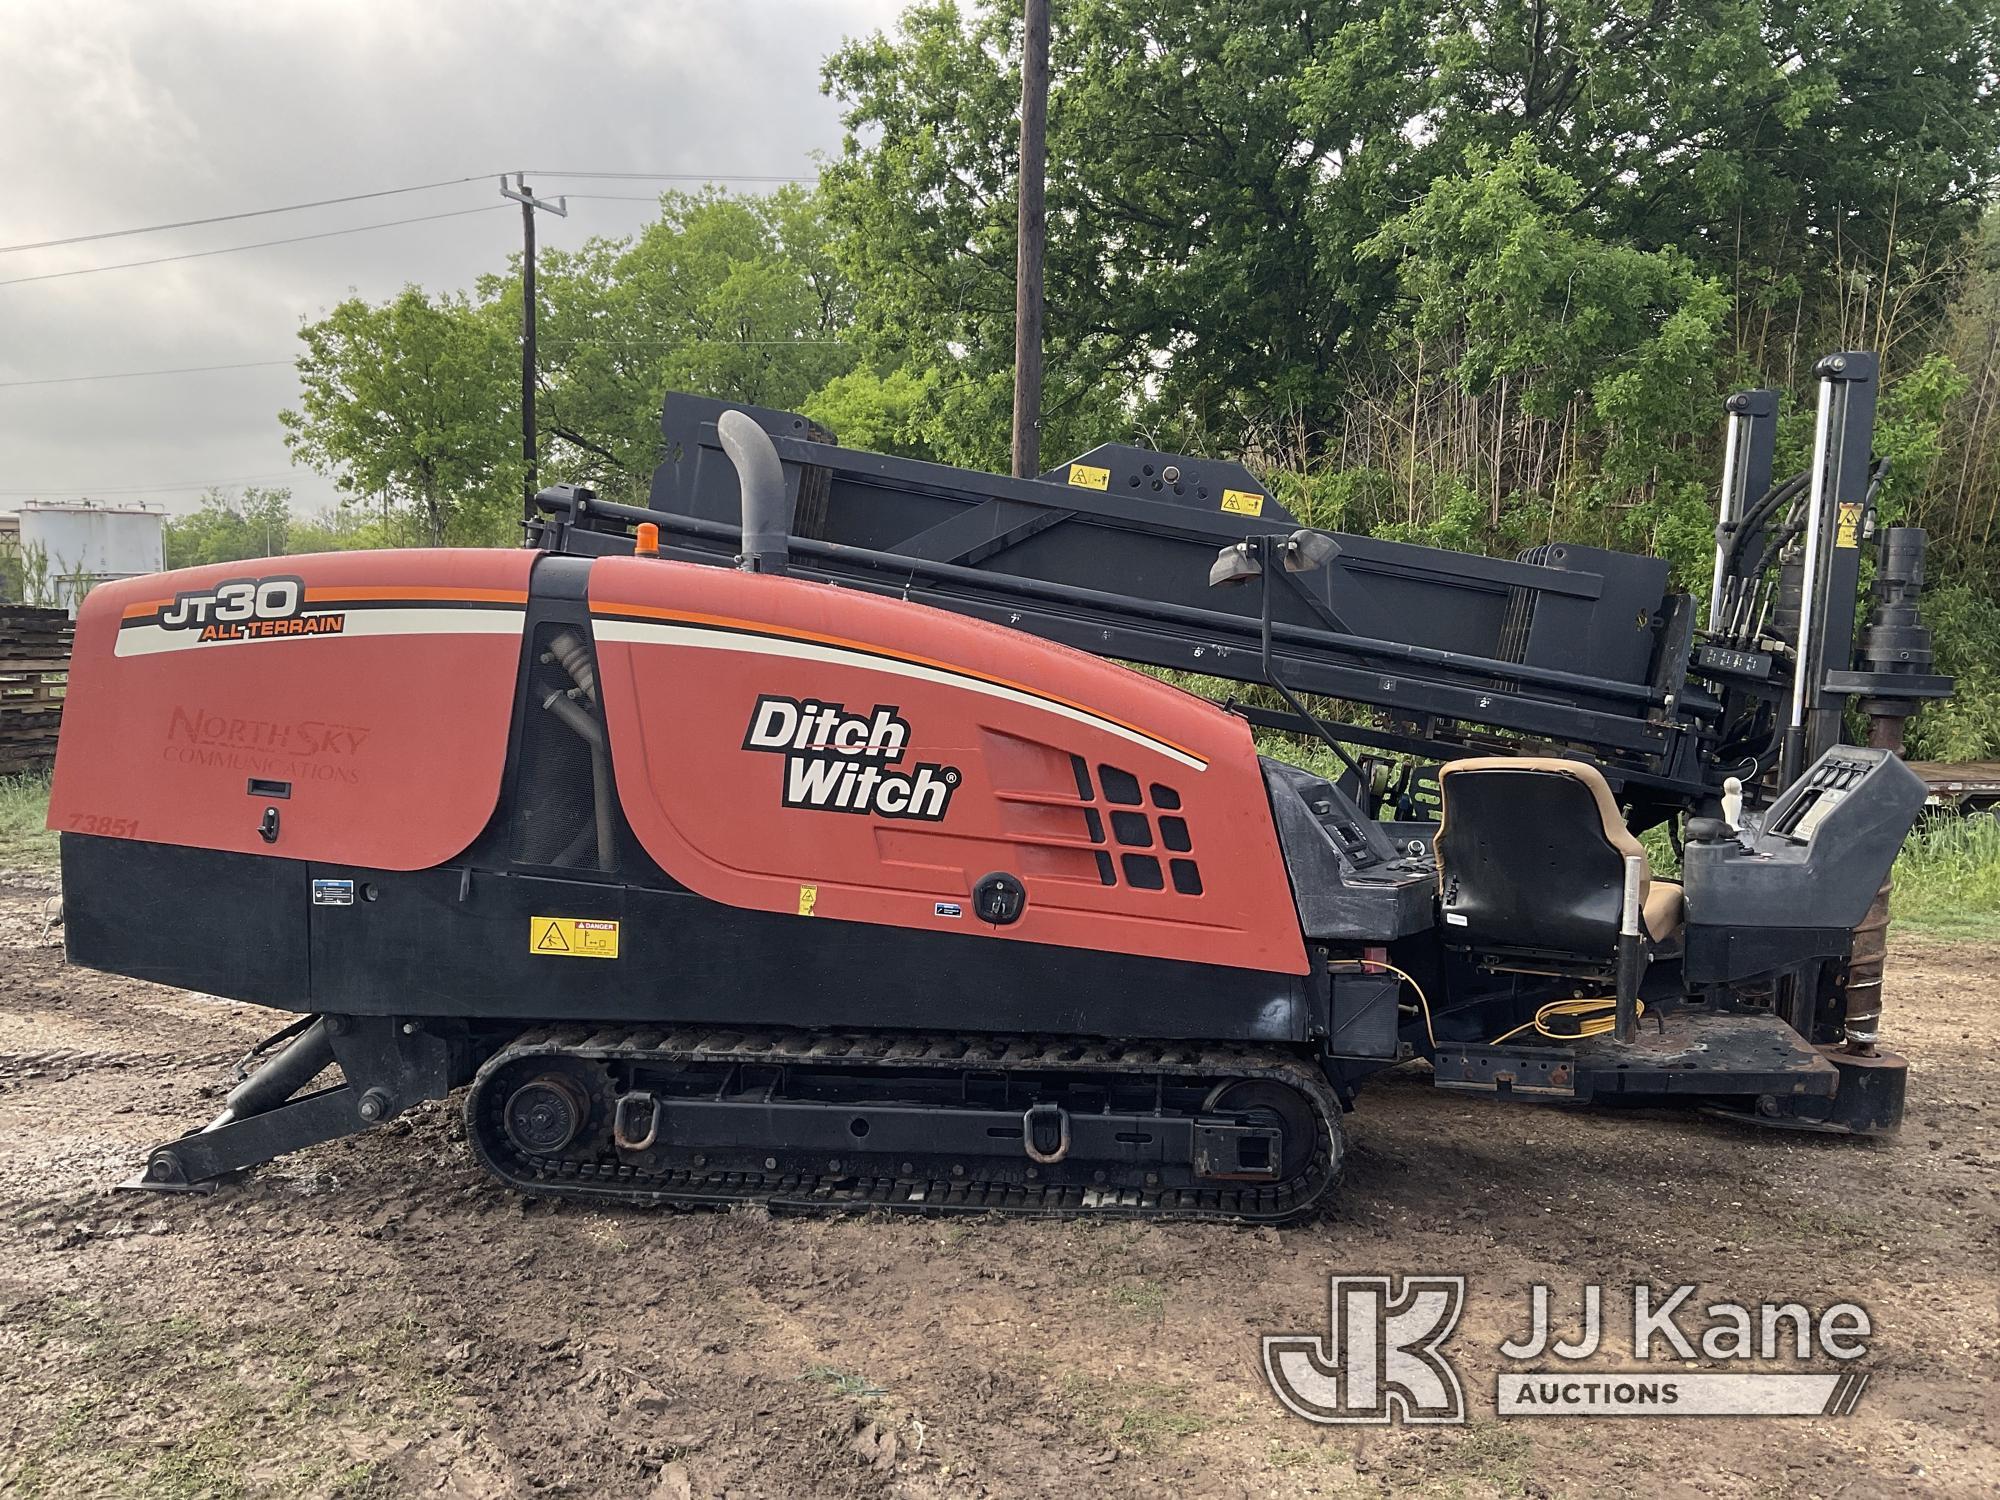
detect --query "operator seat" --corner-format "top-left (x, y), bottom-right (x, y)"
top-left (1434, 757), bottom-right (1683, 961)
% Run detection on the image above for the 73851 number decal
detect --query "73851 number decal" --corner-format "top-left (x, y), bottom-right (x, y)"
top-left (70, 813), bottom-right (140, 837)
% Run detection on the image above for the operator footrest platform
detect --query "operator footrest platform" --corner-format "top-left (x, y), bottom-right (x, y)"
top-left (1432, 1009), bottom-right (1838, 1104)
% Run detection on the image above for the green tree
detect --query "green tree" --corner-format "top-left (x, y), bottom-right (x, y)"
top-left (821, 0), bottom-right (2000, 544)
top-left (506, 186), bottom-right (858, 501)
top-left (802, 366), bottom-right (944, 460)
top-left (285, 505), bottom-right (400, 553)
top-left (822, 0), bottom-right (1405, 464)
top-left (249, 0), bottom-right (2000, 708)
top-left (281, 287), bottom-right (522, 545)
top-left (1929, 211), bottom-right (2000, 556)
top-left (1361, 137), bottom-right (1730, 572)
top-left (162, 486), bottom-right (297, 569)
top-left (1407, 0), bottom-right (2000, 385)
top-left (162, 487), bottom-right (401, 567)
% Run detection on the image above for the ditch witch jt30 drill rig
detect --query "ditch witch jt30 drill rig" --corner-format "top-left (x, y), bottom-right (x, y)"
top-left (52, 351), bottom-right (1949, 1222)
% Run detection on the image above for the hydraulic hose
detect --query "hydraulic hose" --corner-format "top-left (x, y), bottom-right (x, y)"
top-left (541, 689), bottom-right (616, 871)
top-left (209, 1016), bottom-right (334, 1128)
top-left (541, 687), bottom-right (604, 751)
top-left (586, 733), bottom-right (615, 871)
top-left (1721, 470), bottom-right (1809, 575)
top-left (544, 630), bottom-right (616, 872)
top-left (548, 628), bottom-right (598, 703)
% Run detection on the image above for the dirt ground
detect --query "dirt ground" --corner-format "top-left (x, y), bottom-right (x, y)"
top-left (0, 873), bottom-right (1992, 1500)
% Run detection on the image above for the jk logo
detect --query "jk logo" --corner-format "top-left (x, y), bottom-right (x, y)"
top-left (1263, 1275), bottom-right (1467, 1425)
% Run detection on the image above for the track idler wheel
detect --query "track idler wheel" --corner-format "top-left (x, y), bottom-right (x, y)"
top-left (503, 1074), bottom-right (592, 1155)
top-left (1202, 1078), bottom-right (1322, 1182)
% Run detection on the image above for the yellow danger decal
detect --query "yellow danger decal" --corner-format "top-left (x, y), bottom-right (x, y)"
top-left (529, 916), bottom-right (621, 959)
top-left (1221, 488), bottom-right (1265, 517)
top-left (1067, 463), bottom-right (1110, 491)
top-left (797, 884), bottom-right (819, 916)
top-left (1835, 502), bottom-right (1862, 549)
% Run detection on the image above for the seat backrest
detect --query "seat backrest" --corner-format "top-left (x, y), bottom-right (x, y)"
top-left (1434, 757), bottom-right (1650, 956)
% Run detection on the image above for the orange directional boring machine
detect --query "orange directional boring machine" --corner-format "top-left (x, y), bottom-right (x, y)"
top-left (53, 351), bottom-right (1948, 1221)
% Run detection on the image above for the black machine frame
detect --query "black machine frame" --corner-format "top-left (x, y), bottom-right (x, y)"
top-left (531, 352), bottom-right (1946, 824)
top-left (107, 349), bottom-right (1950, 1200)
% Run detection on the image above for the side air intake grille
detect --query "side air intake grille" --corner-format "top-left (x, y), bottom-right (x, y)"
top-left (1069, 755), bottom-right (1202, 896)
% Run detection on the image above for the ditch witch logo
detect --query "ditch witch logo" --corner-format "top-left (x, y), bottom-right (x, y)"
top-left (742, 695), bottom-right (961, 820)
top-left (1263, 1277), bottom-right (1873, 1424)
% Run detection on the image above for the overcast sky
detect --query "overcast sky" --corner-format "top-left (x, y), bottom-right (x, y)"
top-left (0, 0), bottom-right (902, 516)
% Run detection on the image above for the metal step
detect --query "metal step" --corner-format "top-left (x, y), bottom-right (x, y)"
top-left (1431, 1009), bottom-right (1838, 1104)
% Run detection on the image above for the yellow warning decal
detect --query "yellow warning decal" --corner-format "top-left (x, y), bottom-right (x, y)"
top-left (1067, 463), bottom-right (1110, 491)
top-left (1221, 488), bottom-right (1265, 517)
top-left (797, 884), bottom-right (819, 916)
top-left (1835, 502), bottom-right (1862, 549)
top-left (529, 916), bottom-right (621, 959)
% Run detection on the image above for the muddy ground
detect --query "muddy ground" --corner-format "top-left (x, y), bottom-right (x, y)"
top-left (0, 873), bottom-right (1992, 1499)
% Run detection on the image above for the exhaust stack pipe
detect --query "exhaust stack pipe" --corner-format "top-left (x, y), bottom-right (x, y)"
top-left (717, 409), bottom-right (793, 576)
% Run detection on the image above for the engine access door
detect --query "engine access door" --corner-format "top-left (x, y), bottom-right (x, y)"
top-left (50, 549), bottom-right (534, 869)
top-left (589, 556), bottom-right (1308, 976)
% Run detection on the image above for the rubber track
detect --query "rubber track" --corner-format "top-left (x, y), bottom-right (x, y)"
top-left (466, 1025), bottom-right (1346, 1225)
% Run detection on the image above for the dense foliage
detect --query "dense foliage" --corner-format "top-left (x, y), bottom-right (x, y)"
top-left (162, 486), bottom-right (400, 568)
top-left (266, 0), bottom-right (2000, 753)
top-left (281, 287), bottom-right (524, 545)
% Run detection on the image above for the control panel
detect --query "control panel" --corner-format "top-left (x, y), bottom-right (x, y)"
top-left (1305, 784), bottom-right (1389, 871)
top-left (1692, 642), bottom-right (1774, 681)
top-left (1682, 746), bottom-right (1927, 982)
top-left (1766, 747), bottom-right (1883, 843)
top-left (1263, 761), bottom-right (1435, 941)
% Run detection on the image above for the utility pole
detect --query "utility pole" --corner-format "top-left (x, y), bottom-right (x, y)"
top-left (500, 174), bottom-right (567, 529)
top-left (1011, 0), bottom-right (1050, 478)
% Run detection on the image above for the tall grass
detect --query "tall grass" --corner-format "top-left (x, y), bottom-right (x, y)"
top-left (0, 772), bottom-right (55, 871)
top-left (1643, 813), bottom-right (2000, 938)
top-left (1891, 813), bottom-right (2000, 938)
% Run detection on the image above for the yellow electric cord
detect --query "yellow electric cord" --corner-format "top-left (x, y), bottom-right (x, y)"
top-left (1489, 994), bottom-right (1645, 1046)
top-left (1331, 961), bottom-right (1636, 1052)
top-left (1331, 958), bottom-right (1436, 1050)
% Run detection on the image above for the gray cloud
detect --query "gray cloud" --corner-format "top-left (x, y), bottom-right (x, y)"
top-left (0, 0), bottom-right (901, 513)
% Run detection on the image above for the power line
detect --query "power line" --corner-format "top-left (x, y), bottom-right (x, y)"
top-left (0, 360), bottom-right (293, 389)
top-left (524, 170), bottom-right (812, 183)
top-left (0, 174), bottom-right (495, 256)
top-left (0, 472), bottom-right (301, 497)
top-left (0, 205), bottom-right (509, 288)
top-left (0, 167), bottom-right (814, 261)
top-left (538, 338), bottom-right (852, 348)
top-left (4, 339), bottom-right (852, 388)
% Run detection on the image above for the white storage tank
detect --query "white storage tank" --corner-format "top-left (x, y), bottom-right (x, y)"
top-left (14, 502), bottom-right (166, 615)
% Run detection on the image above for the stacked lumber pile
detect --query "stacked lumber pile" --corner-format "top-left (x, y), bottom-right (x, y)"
top-left (0, 606), bottom-right (72, 774)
